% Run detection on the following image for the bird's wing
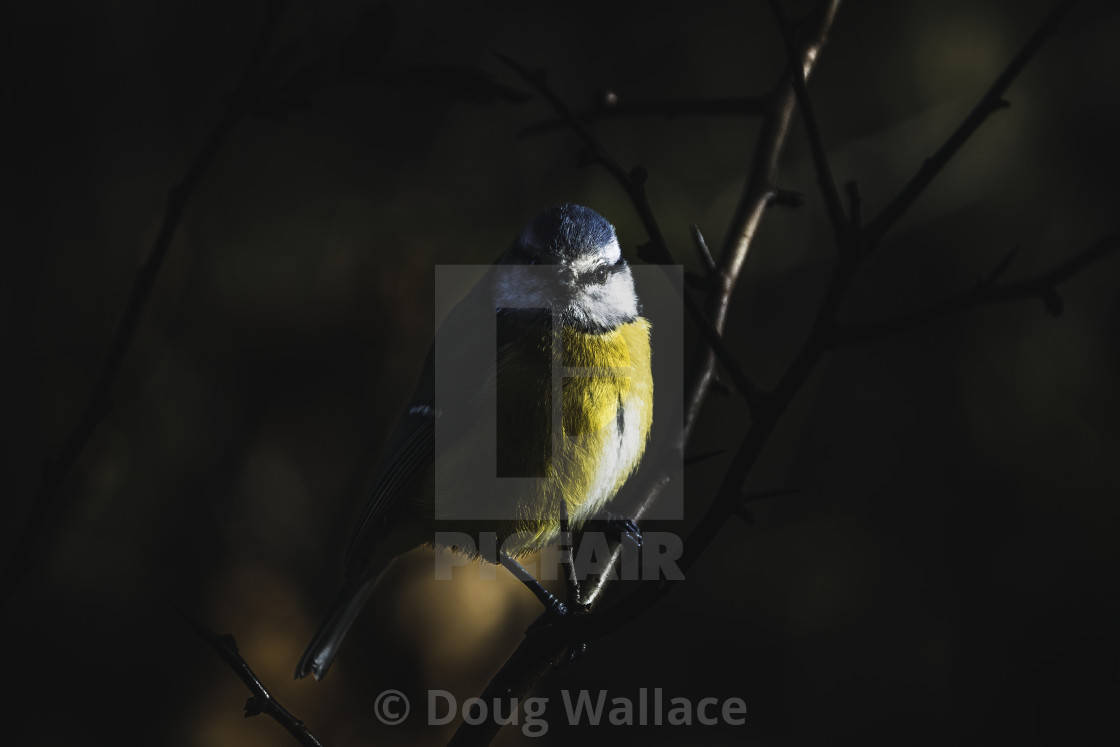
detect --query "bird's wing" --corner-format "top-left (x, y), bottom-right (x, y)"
top-left (340, 344), bottom-right (438, 573)
top-left (341, 281), bottom-right (542, 572)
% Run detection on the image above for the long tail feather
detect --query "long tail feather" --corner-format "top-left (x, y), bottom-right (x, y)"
top-left (295, 558), bottom-right (395, 681)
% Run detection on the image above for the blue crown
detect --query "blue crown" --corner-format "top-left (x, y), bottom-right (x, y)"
top-left (524, 203), bottom-right (616, 259)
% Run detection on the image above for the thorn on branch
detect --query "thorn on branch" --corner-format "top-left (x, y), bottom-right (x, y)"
top-left (518, 90), bottom-right (771, 137)
top-left (710, 376), bottom-right (735, 397)
top-left (832, 234), bottom-right (1120, 348)
top-left (174, 605), bottom-right (324, 747)
top-left (245, 696), bottom-right (265, 717)
top-left (768, 188), bottom-right (806, 208)
top-left (689, 224), bottom-right (717, 273)
top-left (862, 0), bottom-right (1080, 247)
top-left (978, 246), bottom-right (1020, 287)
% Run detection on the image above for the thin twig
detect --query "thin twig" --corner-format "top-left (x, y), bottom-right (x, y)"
top-left (571, 0), bottom-right (1095, 639)
top-left (690, 224), bottom-right (717, 274)
top-left (830, 233), bottom-right (1120, 346)
top-left (862, 0), bottom-right (1080, 248)
top-left (0, 1), bottom-right (290, 606)
top-left (452, 2), bottom-right (1088, 745)
top-left (771, 0), bottom-right (850, 249)
top-left (175, 606), bottom-right (324, 747)
top-left (687, 0), bottom-right (842, 436)
top-left (548, 0), bottom-right (1092, 643)
top-left (449, 5), bottom-right (842, 746)
top-left (519, 94), bottom-right (771, 137)
top-left (496, 54), bottom-right (762, 412)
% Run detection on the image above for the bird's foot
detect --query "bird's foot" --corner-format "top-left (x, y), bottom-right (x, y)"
top-left (525, 597), bottom-right (591, 666)
top-left (586, 511), bottom-right (642, 549)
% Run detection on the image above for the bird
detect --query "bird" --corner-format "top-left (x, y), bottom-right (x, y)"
top-left (295, 203), bottom-right (653, 681)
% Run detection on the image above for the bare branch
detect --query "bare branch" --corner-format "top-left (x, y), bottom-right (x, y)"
top-left (518, 93), bottom-right (771, 137)
top-left (569, 0), bottom-right (1100, 647)
top-left (862, 0), bottom-right (1081, 248)
top-left (770, 0), bottom-right (849, 247)
top-left (454, 4), bottom-right (1118, 747)
top-left (688, 0), bottom-right (842, 435)
top-left (450, 4), bottom-right (843, 745)
top-left (690, 224), bottom-right (717, 274)
top-left (496, 54), bottom-right (763, 411)
top-left (452, 3), bottom-right (1099, 745)
top-left (830, 233), bottom-right (1120, 346)
top-left (0, 0), bottom-right (290, 607)
top-left (175, 606), bottom-right (324, 747)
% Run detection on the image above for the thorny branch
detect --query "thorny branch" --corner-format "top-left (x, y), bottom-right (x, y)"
top-left (176, 606), bottom-right (324, 747)
top-left (495, 53), bottom-right (763, 413)
top-left (830, 233), bottom-right (1120, 346)
top-left (688, 0), bottom-right (842, 434)
top-left (449, 1), bottom-right (1112, 745)
top-left (773, 0), bottom-right (852, 250)
top-left (449, 2), bottom-right (841, 746)
top-left (862, 0), bottom-right (1080, 248)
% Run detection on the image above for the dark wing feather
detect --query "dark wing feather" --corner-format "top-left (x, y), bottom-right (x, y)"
top-left (342, 347), bottom-right (437, 572)
top-left (340, 273), bottom-right (560, 573)
top-left (341, 281), bottom-right (501, 571)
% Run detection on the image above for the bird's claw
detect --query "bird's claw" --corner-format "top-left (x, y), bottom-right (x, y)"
top-left (526, 595), bottom-right (568, 634)
top-left (603, 511), bottom-right (642, 549)
top-left (525, 599), bottom-right (591, 666)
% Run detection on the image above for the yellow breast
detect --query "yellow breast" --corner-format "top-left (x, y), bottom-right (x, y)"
top-left (430, 317), bottom-right (653, 555)
top-left (521, 318), bottom-right (654, 548)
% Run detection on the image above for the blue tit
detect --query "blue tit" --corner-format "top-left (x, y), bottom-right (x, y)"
top-left (295, 203), bottom-right (653, 680)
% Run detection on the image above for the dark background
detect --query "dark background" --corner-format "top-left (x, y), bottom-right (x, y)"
top-left (4, 0), bottom-right (1119, 745)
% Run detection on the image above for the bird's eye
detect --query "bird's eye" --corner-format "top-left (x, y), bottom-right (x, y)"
top-left (593, 266), bottom-right (609, 282)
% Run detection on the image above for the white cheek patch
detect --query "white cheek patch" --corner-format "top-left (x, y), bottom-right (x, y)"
top-left (490, 240), bottom-right (638, 333)
top-left (572, 269), bottom-right (639, 328)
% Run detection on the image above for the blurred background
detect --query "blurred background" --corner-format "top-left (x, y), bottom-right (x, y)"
top-left (4, 0), bottom-right (1119, 744)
